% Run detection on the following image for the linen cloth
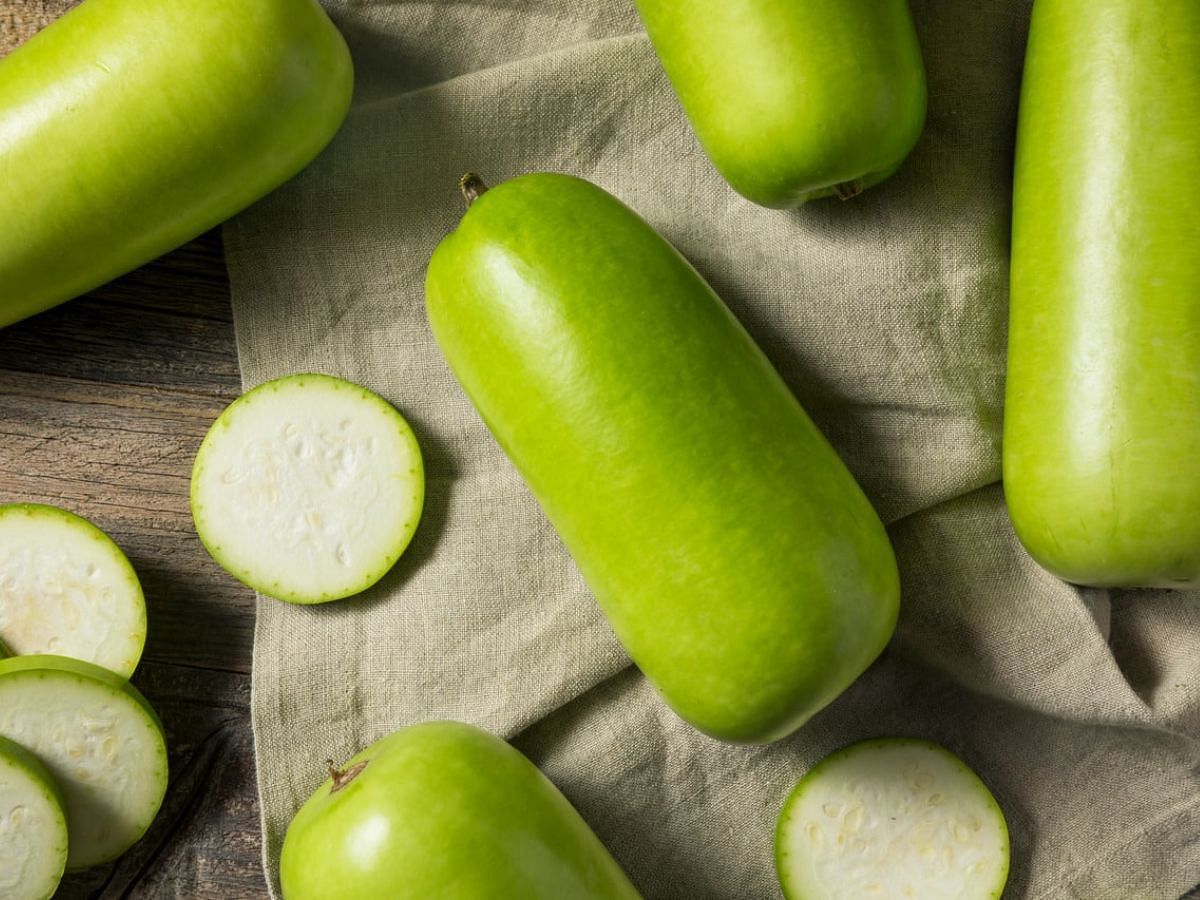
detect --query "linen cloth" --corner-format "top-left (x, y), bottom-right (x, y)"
top-left (223, 1), bottom-right (1200, 896)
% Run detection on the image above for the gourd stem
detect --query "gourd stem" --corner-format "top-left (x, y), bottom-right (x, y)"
top-left (834, 179), bottom-right (865, 201)
top-left (325, 759), bottom-right (368, 794)
top-left (460, 173), bottom-right (489, 207)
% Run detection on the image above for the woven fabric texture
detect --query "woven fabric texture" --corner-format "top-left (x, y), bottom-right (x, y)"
top-left (223, 1), bottom-right (1200, 896)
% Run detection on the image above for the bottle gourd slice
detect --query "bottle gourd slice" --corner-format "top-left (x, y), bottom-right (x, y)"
top-left (776, 739), bottom-right (1009, 899)
top-left (0, 504), bottom-right (146, 678)
top-left (191, 374), bottom-right (425, 604)
top-left (0, 735), bottom-right (68, 900)
top-left (0, 655), bottom-right (168, 870)
top-left (426, 173), bottom-right (899, 743)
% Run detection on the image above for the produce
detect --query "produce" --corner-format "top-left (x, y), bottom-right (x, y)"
top-left (1005, 1), bottom-right (1200, 587)
top-left (0, 655), bottom-right (168, 870)
top-left (280, 721), bottom-right (642, 899)
top-left (0, 735), bottom-right (68, 900)
top-left (633, 0), bottom-right (927, 207)
top-left (0, 504), bottom-right (146, 678)
top-left (0, 0), bottom-right (353, 328)
top-left (426, 173), bottom-right (899, 743)
top-left (191, 374), bottom-right (425, 604)
top-left (776, 739), bottom-right (1009, 900)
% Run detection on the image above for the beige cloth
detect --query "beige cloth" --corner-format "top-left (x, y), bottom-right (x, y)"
top-left (223, 1), bottom-right (1200, 896)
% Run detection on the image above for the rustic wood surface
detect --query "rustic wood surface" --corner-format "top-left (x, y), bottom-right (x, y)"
top-left (0, 231), bottom-right (267, 899)
top-left (3, 5), bottom-right (268, 897)
top-left (3, 3), bottom-right (1199, 899)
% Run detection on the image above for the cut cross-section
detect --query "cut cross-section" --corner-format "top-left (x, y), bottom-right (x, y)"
top-left (0, 734), bottom-right (68, 900)
top-left (190, 374), bottom-right (425, 604)
top-left (776, 738), bottom-right (1009, 900)
top-left (0, 655), bottom-right (168, 870)
top-left (0, 505), bottom-right (146, 678)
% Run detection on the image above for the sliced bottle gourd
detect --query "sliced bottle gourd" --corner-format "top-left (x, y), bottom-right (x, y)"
top-left (776, 739), bottom-right (1009, 900)
top-left (191, 373), bottom-right (425, 604)
top-left (0, 504), bottom-right (146, 678)
top-left (0, 655), bottom-right (168, 870)
top-left (0, 734), bottom-right (68, 900)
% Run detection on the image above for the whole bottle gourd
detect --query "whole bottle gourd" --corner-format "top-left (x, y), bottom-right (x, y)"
top-left (633, 0), bottom-right (928, 207)
top-left (426, 173), bottom-right (900, 743)
top-left (1005, 0), bottom-right (1200, 587)
top-left (0, 0), bottom-right (352, 328)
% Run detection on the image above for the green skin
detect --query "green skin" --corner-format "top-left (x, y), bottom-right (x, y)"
top-left (0, 0), bottom-right (353, 329)
top-left (280, 721), bottom-right (642, 900)
top-left (426, 174), bottom-right (899, 743)
top-left (634, 0), bottom-right (927, 207)
top-left (1005, 1), bottom-right (1200, 587)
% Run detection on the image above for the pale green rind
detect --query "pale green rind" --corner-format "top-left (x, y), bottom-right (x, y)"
top-left (0, 655), bottom-right (168, 870)
top-left (280, 721), bottom-right (642, 899)
top-left (775, 738), bottom-right (1009, 900)
top-left (0, 734), bottom-right (68, 813)
top-left (0, 735), bottom-right (69, 900)
top-left (0, 503), bottom-right (147, 678)
top-left (190, 373), bottom-right (426, 604)
top-left (0, 654), bottom-right (165, 732)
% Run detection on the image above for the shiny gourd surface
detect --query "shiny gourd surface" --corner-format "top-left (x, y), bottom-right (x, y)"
top-left (427, 173), bottom-right (899, 743)
top-left (0, 0), bottom-right (353, 328)
top-left (1005, 0), bottom-right (1200, 587)
top-left (634, 0), bottom-right (927, 207)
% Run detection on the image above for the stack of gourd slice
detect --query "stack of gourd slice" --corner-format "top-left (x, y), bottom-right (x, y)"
top-left (0, 504), bottom-right (168, 900)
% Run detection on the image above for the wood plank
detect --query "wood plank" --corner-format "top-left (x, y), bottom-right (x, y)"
top-left (1, 9), bottom-right (267, 897)
top-left (0, 232), bottom-right (268, 896)
top-left (0, 233), bottom-right (253, 674)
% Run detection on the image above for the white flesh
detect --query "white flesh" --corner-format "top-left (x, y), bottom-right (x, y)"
top-left (0, 505), bottom-right (146, 678)
top-left (191, 374), bottom-right (425, 604)
top-left (0, 736), bottom-right (68, 900)
top-left (777, 739), bottom-right (1009, 900)
top-left (0, 658), bottom-right (168, 870)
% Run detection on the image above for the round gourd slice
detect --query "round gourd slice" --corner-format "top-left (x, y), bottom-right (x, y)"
top-left (190, 374), bottom-right (425, 604)
top-left (0, 504), bottom-right (146, 678)
top-left (0, 655), bottom-right (168, 870)
top-left (776, 738), bottom-right (1009, 900)
top-left (0, 734), bottom-right (68, 900)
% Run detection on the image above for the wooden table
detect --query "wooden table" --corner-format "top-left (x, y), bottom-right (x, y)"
top-left (5, 4), bottom-right (1200, 899)
top-left (3, 9), bottom-right (265, 896)
top-left (0, 231), bottom-right (266, 899)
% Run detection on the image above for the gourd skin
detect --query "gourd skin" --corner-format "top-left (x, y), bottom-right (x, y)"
top-left (634, 0), bottom-right (928, 207)
top-left (280, 722), bottom-right (643, 900)
top-left (0, 0), bottom-right (353, 327)
top-left (1005, 0), bottom-right (1200, 587)
top-left (427, 174), bottom-right (900, 743)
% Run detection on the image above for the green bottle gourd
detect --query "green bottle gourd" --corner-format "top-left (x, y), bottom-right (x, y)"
top-left (426, 173), bottom-right (900, 743)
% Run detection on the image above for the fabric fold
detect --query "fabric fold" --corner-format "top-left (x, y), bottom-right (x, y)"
top-left (226, 1), bottom-right (1200, 895)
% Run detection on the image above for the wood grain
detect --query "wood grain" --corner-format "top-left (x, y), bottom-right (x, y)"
top-left (0, 7), bottom-right (266, 896)
top-left (0, 231), bottom-right (269, 898)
